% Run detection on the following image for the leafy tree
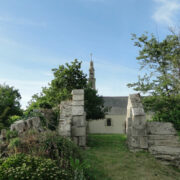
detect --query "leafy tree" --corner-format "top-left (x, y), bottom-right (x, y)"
top-left (0, 84), bottom-right (22, 129)
top-left (27, 59), bottom-right (105, 122)
top-left (128, 33), bottom-right (180, 129)
top-left (85, 88), bottom-right (106, 120)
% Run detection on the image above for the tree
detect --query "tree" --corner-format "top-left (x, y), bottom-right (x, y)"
top-left (27, 59), bottom-right (106, 122)
top-left (0, 84), bottom-right (22, 129)
top-left (127, 33), bottom-right (180, 129)
top-left (84, 88), bottom-right (106, 120)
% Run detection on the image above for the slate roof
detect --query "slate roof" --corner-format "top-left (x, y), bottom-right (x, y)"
top-left (103, 96), bottom-right (128, 115)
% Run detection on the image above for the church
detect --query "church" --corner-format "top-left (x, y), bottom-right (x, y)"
top-left (87, 60), bottom-right (128, 134)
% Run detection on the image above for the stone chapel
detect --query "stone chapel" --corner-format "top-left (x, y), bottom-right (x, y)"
top-left (88, 59), bottom-right (128, 134)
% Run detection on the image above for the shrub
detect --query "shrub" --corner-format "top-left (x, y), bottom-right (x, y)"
top-left (2, 130), bottom-right (91, 179)
top-left (143, 95), bottom-right (180, 130)
top-left (8, 115), bottom-right (21, 125)
top-left (0, 154), bottom-right (70, 180)
top-left (6, 130), bottom-right (18, 141)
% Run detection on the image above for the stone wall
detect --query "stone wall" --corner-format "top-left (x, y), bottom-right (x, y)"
top-left (10, 117), bottom-right (42, 134)
top-left (147, 122), bottom-right (180, 167)
top-left (58, 89), bottom-right (86, 147)
top-left (126, 94), bottom-right (180, 168)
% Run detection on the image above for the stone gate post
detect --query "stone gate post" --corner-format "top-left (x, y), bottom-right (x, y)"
top-left (58, 89), bottom-right (86, 147)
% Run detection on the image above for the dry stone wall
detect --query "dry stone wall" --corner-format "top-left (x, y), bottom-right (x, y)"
top-left (10, 117), bottom-right (42, 134)
top-left (126, 94), bottom-right (180, 168)
top-left (58, 89), bottom-right (86, 147)
top-left (147, 122), bottom-right (180, 167)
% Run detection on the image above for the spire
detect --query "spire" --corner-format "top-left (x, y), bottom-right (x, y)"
top-left (88, 53), bottom-right (96, 89)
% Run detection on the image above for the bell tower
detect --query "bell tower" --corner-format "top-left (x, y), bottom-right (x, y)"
top-left (88, 53), bottom-right (96, 90)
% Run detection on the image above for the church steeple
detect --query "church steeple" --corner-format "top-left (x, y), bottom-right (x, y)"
top-left (88, 54), bottom-right (96, 89)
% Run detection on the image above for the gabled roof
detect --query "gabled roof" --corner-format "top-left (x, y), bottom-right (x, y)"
top-left (103, 96), bottom-right (128, 115)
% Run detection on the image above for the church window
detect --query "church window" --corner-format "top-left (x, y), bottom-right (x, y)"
top-left (106, 118), bottom-right (111, 126)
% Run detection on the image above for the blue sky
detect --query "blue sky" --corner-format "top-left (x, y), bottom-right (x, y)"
top-left (0, 0), bottom-right (180, 108)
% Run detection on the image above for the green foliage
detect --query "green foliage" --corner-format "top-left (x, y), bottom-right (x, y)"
top-left (7, 115), bottom-right (21, 125)
top-left (27, 59), bottom-right (87, 109)
top-left (2, 130), bottom-right (92, 179)
top-left (5, 130), bottom-right (82, 166)
top-left (42, 131), bottom-right (83, 162)
top-left (8, 138), bottom-right (21, 148)
top-left (0, 84), bottom-right (22, 130)
top-left (143, 95), bottom-right (180, 130)
top-left (6, 130), bottom-right (18, 141)
top-left (128, 33), bottom-right (180, 129)
top-left (0, 154), bottom-right (69, 180)
top-left (128, 33), bottom-right (180, 96)
top-left (70, 157), bottom-right (90, 180)
top-left (85, 88), bottom-right (107, 120)
top-left (27, 59), bottom-right (106, 120)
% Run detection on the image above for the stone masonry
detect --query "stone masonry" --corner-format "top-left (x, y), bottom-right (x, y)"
top-left (58, 89), bottom-right (86, 147)
top-left (10, 117), bottom-right (42, 134)
top-left (126, 94), bottom-right (180, 168)
top-left (126, 94), bottom-right (148, 151)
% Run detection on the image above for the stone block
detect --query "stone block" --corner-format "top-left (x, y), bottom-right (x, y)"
top-left (30, 117), bottom-right (41, 129)
top-left (72, 100), bottom-right (84, 106)
top-left (72, 137), bottom-right (78, 145)
top-left (128, 136), bottom-right (140, 148)
top-left (72, 89), bottom-right (84, 95)
top-left (72, 95), bottom-right (84, 101)
top-left (149, 146), bottom-right (180, 156)
top-left (147, 122), bottom-right (177, 135)
top-left (58, 124), bottom-right (71, 137)
top-left (128, 136), bottom-right (148, 149)
top-left (71, 126), bottom-right (86, 136)
top-left (132, 108), bottom-right (145, 116)
top-left (139, 136), bottom-right (148, 149)
top-left (131, 127), bottom-right (147, 136)
top-left (132, 116), bottom-right (146, 129)
top-left (10, 120), bottom-right (25, 133)
top-left (78, 136), bottom-right (86, 146)
top-left (148, 139), bottom-right (180, 147)
top-left (72, 116), bottom-right (85, 126)
top-left (148, 135), bottom-right (179, 141)
top-left (72, 106), bottom-right (84, 116)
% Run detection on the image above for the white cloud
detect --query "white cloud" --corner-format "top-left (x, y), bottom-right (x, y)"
top-left (152, 0), bottom-right (180, 26)
top-left (0, 16), bottom-right (47, 27)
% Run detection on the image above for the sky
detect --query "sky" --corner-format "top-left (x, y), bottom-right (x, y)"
top-left (0, 0), bottom-right (180, 108)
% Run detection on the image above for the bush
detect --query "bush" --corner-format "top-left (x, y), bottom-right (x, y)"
top-left (1, 130), bottom-right (91, 179)
top-left (143, 95), bottom-right (180, 130)
top-left (7, 130), bottom-right (83, 163)
top-left (6, 130), bottom-right (18, 141)
top-left (0, 154), bottom-right (70, 180)
top-left (8, 115), bottom-right (21, 125)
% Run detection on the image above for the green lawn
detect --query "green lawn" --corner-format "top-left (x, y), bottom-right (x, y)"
top-left (85, 134), bottom-right (180, 180)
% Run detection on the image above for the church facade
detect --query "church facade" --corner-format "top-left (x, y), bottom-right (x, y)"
top-left (88, 60), bottom-right (128, 134)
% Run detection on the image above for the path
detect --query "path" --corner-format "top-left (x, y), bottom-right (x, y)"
top-left (85, 134), bottom-right (180, 180)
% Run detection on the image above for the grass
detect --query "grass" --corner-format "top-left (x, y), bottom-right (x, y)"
top-left (85, 134), bottom-right (180, 180)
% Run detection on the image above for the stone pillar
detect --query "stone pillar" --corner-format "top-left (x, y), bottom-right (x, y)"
top-left (71, 90), bottom-right (86, 147)
top-left (58, 89), bottom-right (86, 147)
top-left (126, 94), bottom-right (148, 151)
top-left (58, 101), bottom-right (72, 137)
